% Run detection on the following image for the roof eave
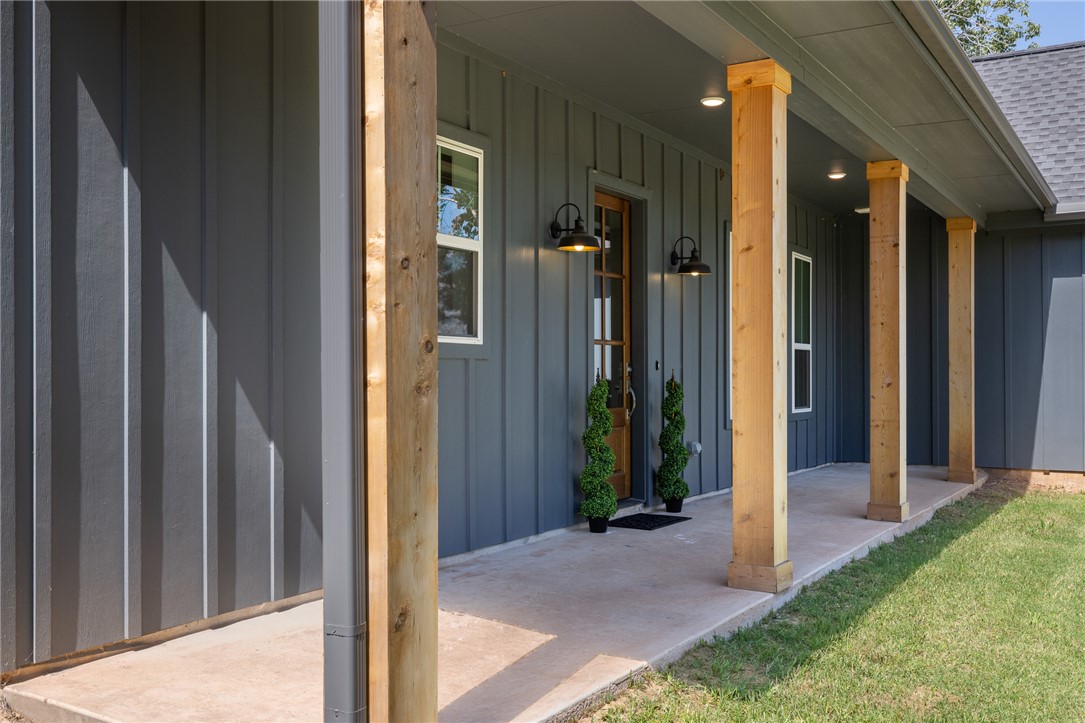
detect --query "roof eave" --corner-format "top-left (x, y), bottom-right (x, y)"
top-left (892, 0), bottom-right (1058, 214)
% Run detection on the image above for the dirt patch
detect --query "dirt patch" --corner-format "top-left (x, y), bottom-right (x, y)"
top-left (0, 695), bottom-right (26, 723)
top-left (986, 468), bottom-right (1085, 494)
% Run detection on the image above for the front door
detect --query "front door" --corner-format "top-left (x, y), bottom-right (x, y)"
top-left (592, 191), bottom-right (633, 499)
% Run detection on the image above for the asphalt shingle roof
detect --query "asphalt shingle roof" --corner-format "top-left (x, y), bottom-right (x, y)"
top-left (973, 41), bottom-right (1085, 207)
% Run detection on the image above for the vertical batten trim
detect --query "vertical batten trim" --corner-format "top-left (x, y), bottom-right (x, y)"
top-left (1002, 236), bottom-right (1012, 465)
top-left (269, 0), bottom-right (285, 602)
top-left (0, 0), bottom-right (17, 672)
top-left (501, 72), bottom-right (512, 541)
top-left (30, 0), bottom-right (52, 663)
top-left (534, 87), bottom-right (543, 534)
top-left (201, 2), bottom-right (220, 619)
top-left (564, 98), bottom-right (573, 522)
top-left (122, 1), bottom-right (143, 638)
top-left (466, 362), bottom-right (476, 548)
top-left (467, 56), bottom-right (477, 133)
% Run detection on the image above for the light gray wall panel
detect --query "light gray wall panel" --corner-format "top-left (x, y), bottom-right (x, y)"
top-left (438, 359), bottom-right (470, 556)
top-left (1040, 233), bottom-right (1084, 471)
top-left (49, 0), bottom-right (127, 654)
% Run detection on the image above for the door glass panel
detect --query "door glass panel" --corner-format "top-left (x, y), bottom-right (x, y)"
top-left (607, 348), bottom-right (624, 408)
top-left (593, 204), bottom-right (604, 273)
top-left (593, 275), bottom-right (604, 340)
top-left (605, 278), bottom-right (624, 342)
top-left (605, 207), bottom-right (623, 274)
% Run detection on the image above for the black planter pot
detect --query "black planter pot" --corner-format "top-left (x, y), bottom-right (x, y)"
top-left (664, 498), bottom-right (684, 513)
top-left (587, 517), bottom-right (609, 533)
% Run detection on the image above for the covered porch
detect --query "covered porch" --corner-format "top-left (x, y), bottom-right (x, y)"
top-left (3, 465), bottom-right (982, 722)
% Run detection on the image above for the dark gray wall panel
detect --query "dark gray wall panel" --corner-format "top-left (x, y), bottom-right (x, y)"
top-left (214, 0), bottom-right (272, 615)
top-left (974, 233), bottom-right (1006, 468)
top-left (140, 0), bottom-right (206, 634)
top-left (835, 217), bottom-right (869, 462)
top-left (976, 225), bottom-right (1085, 472)
top-left (280, 0), bottom-right (322, 598)
top-left (1007, 234), bottom-right (1045, 467)
top-left (49, 0), bottom-right (127, 654)
top-left (434, 36), bottom-right (845, 557)
top-left (2, 1), bottom-right (323, 671)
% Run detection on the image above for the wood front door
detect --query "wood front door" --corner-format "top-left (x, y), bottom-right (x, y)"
top-left (592, 191), bottom-right (634, 499)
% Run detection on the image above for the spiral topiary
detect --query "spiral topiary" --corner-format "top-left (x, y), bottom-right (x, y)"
top-left (579, 374), bottom-right (618, 520)
top-left (657, 371), bottom-right (690, 501)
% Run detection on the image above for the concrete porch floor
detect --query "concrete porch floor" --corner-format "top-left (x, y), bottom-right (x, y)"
top-left (3, 464), bottom-right (979, 722)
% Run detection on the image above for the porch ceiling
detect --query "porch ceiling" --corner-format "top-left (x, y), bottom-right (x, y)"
top-left (439, 0), bottom-right (1055, 224)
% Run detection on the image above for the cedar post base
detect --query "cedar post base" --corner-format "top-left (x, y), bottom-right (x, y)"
top-left (727, 560), bottom-right (794, 593)
top-left (867, 501), bottom-right (910, 523)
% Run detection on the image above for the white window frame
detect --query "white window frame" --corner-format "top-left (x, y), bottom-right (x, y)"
top-left (436, 136), bottom-right (484, 345)
top-left (791, 252), bottom-right (813, 413)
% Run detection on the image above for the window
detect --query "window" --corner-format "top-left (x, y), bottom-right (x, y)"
top-left (437, 137), bottom-right (483, 344)
top-left (792, 253), bottom-right (812, 412)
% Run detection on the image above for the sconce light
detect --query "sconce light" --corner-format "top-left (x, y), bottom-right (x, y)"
top-left (549, 202), bottom-right (600, 252)
top-left (670, 236), bottom-right (712, 276)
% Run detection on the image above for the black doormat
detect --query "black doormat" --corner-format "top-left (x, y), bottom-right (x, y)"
top-left (608, 513), bottom-right (691, 531)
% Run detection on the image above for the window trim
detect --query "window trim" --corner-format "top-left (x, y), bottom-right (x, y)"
top-left (436, 135), bottom-right (484, 346)
top-left (791, 252), bottom-right (813, 414)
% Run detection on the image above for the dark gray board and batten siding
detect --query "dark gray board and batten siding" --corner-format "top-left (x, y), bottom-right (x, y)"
top-left (834, 207), bottom-right (951, 467)
top-left (434, 37), bottom-right (847, 557)
top-left (0, 1), bottom-right (322, 670)
top-left (976, 223), bottom-right (1085, 472)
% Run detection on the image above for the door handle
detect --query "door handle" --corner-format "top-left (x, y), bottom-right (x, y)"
top-left (626, 383), bottom-right (637, 420)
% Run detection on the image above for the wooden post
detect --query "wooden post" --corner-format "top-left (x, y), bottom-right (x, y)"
top-left (867, 160), bottom-right (910, 522)
top-left (947, 217), bottom-right (978, 483)
top-left (727, 59), bottom-right (793, 594)
top-left (363, 2), bottom-right (439, 721)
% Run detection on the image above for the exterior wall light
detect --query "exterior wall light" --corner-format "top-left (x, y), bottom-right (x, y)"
top-left (700, 96), bottom-right (726, 107)
top-left (670, 236), bottom-right (712, 276)
top-left (549, 202), bottom-right (600, 252)
top-left (827, 171), bottom-right (846, 180)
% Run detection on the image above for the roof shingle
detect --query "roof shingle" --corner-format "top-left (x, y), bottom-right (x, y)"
top-left (973, 42), bottom-right (1085, 207)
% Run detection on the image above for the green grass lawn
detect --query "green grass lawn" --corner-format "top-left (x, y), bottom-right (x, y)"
top-left (591, 480), bottom-right (1085, 722)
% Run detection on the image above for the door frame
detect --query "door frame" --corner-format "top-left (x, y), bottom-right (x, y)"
top-left (585, 170), bottom-right (653, 502)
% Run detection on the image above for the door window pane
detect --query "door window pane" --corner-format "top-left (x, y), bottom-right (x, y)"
top-left (593, 204), bottom-right (604, 273)
top-left (605, 207), bottom-right (624, 275)
top-left (605, 278), bottom-right (624, 342)
top-left (593, 275), bottom-right (604, 340)
top-left (607, 349), bottom-right (624, 409)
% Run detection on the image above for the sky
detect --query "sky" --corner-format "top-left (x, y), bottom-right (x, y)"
top-left (1019, 0), bottom-right (1085, 48)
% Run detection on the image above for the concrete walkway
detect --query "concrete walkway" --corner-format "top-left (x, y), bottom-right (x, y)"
top-left (3, 464), bottom-right (979, 723)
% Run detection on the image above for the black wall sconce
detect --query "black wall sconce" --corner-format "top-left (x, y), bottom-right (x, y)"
top-left (670, 236), bottom-right (712, 276)
top-left (549, 202), bottom-right (600, 252)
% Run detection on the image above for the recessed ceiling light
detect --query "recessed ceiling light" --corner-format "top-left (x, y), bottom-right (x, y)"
top-left (700, 96), bottom-right (726, 107)
top-left (855, 207), bottom-right (870, 214)
top-left (828, 171), bottom-right (847, 180)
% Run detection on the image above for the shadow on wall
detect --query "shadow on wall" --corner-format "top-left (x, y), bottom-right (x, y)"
top-left (11, 0), bottom-right (324, 665)
top-left (978, 228), bottom-right (1085, 473)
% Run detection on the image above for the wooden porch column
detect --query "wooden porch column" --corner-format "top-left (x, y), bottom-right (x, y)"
top-left (947, 217), bottom-right (978, 483)
top-left (867, 160), bottom-right (910, 522)
top-left (727, 59), bottom-right (793, 594)
top-left (364, 1), bottom-right (439, 721)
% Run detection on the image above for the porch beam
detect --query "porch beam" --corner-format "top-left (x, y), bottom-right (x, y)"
top-left (867, 160), bottom-right (910, 522)
top-left (363, 1), bottom-right (440, 721)
top-left (726, 59), bottom-right (793, 594)
top-left (947, 217), bottom-right (978, 483)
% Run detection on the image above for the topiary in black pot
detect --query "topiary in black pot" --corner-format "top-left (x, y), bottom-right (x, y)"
top-left (658, 371), bottom-right (690, 512)
top-left (579, 374), bottom-right (617, 531)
